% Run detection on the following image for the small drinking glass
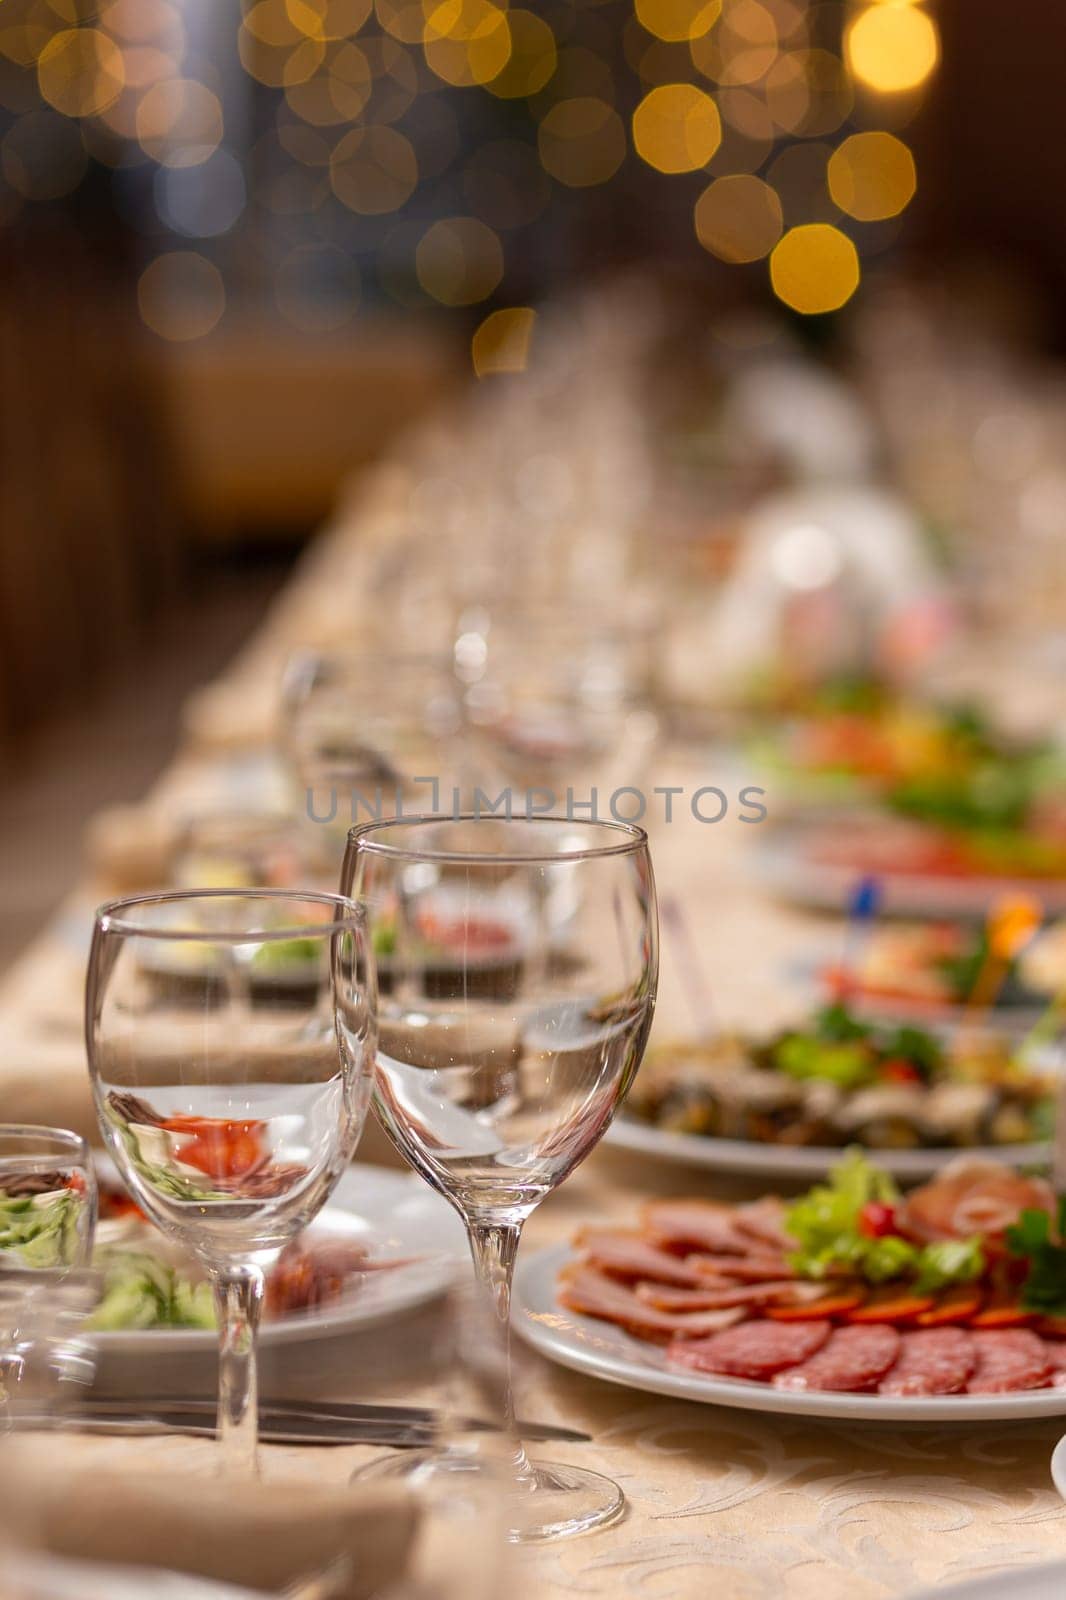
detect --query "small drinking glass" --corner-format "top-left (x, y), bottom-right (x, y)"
top-left (0, 1126), bottom-right (98, 1421)
top-left (342, 815), bottom-right (658, 1541)
top-left (85, 890), bottom-right (377, 1477)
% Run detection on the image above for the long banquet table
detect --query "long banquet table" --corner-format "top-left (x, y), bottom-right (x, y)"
top-left (2, 461), bottom-right (1065, 1600)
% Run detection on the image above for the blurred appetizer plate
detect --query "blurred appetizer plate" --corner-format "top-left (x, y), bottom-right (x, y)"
top-left (605, 1117), bottom-right (1049, 1182)
top-left (513, 1244), bottom-right (1066, 1424)
top-left (91, 1161), bottom-right (465, 1356)
top-left (751, 822), bottom-right (1066, 919)
top-left (905, 1563), bottom-right (1066, 1600)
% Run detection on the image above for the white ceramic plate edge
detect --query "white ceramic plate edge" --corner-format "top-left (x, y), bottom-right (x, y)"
top-left (514, 1243), bottom-right (1066, 1424)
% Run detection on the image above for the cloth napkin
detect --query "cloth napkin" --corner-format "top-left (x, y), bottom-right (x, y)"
top-left (0, 1437), bottom-right (419, 1599)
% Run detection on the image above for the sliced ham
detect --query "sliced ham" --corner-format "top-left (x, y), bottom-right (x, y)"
top-left (670, 1318), bottom-right (831, 1379)
top-left (878, 1328), bottom-right (976, 1396)
top-left (575, 1230), bottom-right (707, 1287)
top-left (642, 1199), bottom-right (752, 1256)
top-left (773, 1324), bottom-right (901, 1393)
top-left (686, 1253), bottom-right (798, 1283)
top-left (634, 1279), bottom-right (814, 1312)
top-left (558, 1264), bottom-right (747, 1341)
top-left (735, 1197), bottom-right (794, 1253)
top-left (900, 1160), bottom-right (1055, 1244)
top-left (966, 1329), bottom-right (1051, 1393)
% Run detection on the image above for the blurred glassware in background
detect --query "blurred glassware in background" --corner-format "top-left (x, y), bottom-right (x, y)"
top-left (280, 651), bottom-right (465, 868)
top-left (343, 815), bottom-right (658, 1541)
top-left (85, 890), bottom-right (377, 1478)
top-left (0, 1127), bottom-right (99, 1427)
top-left (171, 811), bottom-right (311, 892)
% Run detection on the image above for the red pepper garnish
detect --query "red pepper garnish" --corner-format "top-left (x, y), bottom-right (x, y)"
top-left (881, 1058), bottom-right (922, 1084)
top-left (162, 1116), bottom-right (266, 1180)
top-left (858, 1201), bottom-right (899, 1238)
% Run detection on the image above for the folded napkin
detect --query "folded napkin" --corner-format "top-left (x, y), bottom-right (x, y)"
top-left (0, 1438), bottom-right (419, 1600)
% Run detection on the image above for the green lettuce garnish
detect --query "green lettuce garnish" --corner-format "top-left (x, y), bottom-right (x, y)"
top-left (0, 1190), bottom-right (81, 1269)
top-left (786, 1150), bottom-right (898, 1279)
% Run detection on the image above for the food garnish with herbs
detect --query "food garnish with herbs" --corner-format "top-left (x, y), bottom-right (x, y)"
top-left (625, 1003), bottom-right (1054, 1150)
top-left (559, 1154), bottom-right (1066, 1394)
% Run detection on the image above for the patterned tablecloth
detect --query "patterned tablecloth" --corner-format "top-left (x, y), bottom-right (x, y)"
top-left (1, 464), bottom-right (1065, 1600)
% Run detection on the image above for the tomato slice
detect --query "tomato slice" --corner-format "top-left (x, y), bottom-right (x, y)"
top-left (915, 1286), bottom-right (985, 1326)
top-left (969, 1296), bottom-right (1036, 1329)
top-left (162, 1116), bottom-right (266, 1179)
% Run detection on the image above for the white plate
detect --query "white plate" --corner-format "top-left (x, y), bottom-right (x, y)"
top-left (605, 1116), bottom-right (1049, 1182)
top-left (513, 1243), bottom-right (1066, 1424)
top-left (751, 822), bottom-right (1066, 918)
top-left (905, 1562), bottom-right (1066, 1600)
top-left (91, 1163), bottom-right (465, 1354)
top-left (1050, 1432), bottom-right (1066, 1502)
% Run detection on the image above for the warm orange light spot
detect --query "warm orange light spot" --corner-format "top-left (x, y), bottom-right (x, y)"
top-left (416, 215), bottom-right (504, 305)
top-left (331, 124), bottom-right (418, 212)
top-left (472, 307), bottom-right (537, 376)
top-left (845, 2), bottom-right (938, 94)
top-left (37, 27), bottom-right (125, 118)
top-left (632, 82), bottom-right (720, 173)
top-left (538, 95), bottom-right (626, 187)
top-left (136, 77), bottom-right (223, 166)
top-left (423, 0), bottom-right (512, 88)
top-left (770, 223), bottom-right (859, 314)
top-left (486, 9), bottom-right (556, 99)
top-left (138, 252), bottom-right (225, 341)
top-left (636, 0), bottom-right (721, 45)
top-left (695, 173), bottom-right (782, 261)
top-left (828, 130), bottom-right (916, 221)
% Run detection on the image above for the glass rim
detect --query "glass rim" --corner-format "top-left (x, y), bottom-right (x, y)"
top-left (0, 1124), bottom-right (89, 1154)
top-left (347, 814), bottom-right (650, 866)
top-left (93, 888), bottom-right (368, 944)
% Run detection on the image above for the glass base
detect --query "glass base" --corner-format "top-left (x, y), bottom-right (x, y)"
top-left (352, 1449), bottom-right (625, 1543)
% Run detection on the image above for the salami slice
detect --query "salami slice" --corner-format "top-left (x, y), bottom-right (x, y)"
top-left (966, 1329), bottom-right (1051, 1393)
top-left (669, 1318), bottom-right (831, 1379)
top-left (878, 1328), bottom-right (976, 1396)
top-left (773, 1324), bottom-right (901, 1392)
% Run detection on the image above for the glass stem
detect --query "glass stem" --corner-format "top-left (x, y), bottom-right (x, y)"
top-left (466, 1218), bottom-right (536, 1487)
top-left (212, 1262), bottom-right (264, 1478)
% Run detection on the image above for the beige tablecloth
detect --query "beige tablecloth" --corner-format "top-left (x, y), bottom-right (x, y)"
top-left (2, 465), bottom-right (1065, 1600)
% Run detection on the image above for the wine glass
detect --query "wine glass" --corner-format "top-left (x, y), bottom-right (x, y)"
top-left (341, 815), bottom-right (658, 1541)
top-left (0, 1126), bottom-right (98, 1421)
top-left (85, 890), bottom-right (376, 1477)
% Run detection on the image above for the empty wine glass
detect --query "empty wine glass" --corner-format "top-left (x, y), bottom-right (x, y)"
top-left (341, 815), bottom-right (658, 1541)
top-left (0, 1126), bottom-right (98, 1422)
top-left (84, 890), bottom-right (377, 1477)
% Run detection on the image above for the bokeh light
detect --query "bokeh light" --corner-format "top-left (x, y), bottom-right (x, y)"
top-left (416, 215), bottom-right (504, 306)
top-left (37, 27), bottom-right (125, 118)
top-left (695, 172), bottom-right (781, 261)
top-left (636, 0), bottom-right (721, 46)
top-left (485, 9), bottom-right (557, 100)
top-left (137, 250), bottom-right (225, 341)
top-left (471, 306), bottom-right (536, 376)
top-left (846, 2), bottom-right (939, 95)
top-left (423, 0), bottom-right (512, 90)
top-left (769, 222), bottom-right (860, 314)
top-left (537, 96), bottom-right (626, 188)
top-left (691, 0), bottom-right (777, 87)
top-left (330, 123), bottom-right (418, 212)
top-left (828, 129), bottom-right (916, 221)
top-left (137, 78), bottom-right (224, 167)
top-left (375, 0), bottom-right (425, 44)
top-left (155, 148), bottom-right (247, 237)
top-left (284, 40), bottom-right (372, 125)
top-left (632, 83), bottom-right (721, 174)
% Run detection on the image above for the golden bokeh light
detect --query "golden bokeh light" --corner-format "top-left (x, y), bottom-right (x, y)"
top-left (846, 2), bottom-right (939, 94)
top-left (537, 95), bottom-right (626, 188)
top-left (635, 0), bottom-right (721, 46)
top-left (472, 306), bottom-right (536, 376)
top-left (239, 2), bottom-right (327, 87)
top-left (770, 222), bottom-right (860, 314)
top-left (37, 27), bottom-right (125, 118)
top-left (632, 82), bottom-right (721, 174)
top-left (137, 250), bottom-right (225, 341)
top-left (102, 0), bottom-right (181, 46)
top-left (298, 0), bottom-right (373, 38)
top-left (361, 37), bottom-right (418, 123)
top-left (375, 0), bottom-right (425, 43)
top-left (828, 129), bottom-right (916, 221)
top-left (415, 215), bottom-right (504, 305)
top-left (691, 0), bottom-right (777, 87)
top-left (694, 171), bottom-right (781, 261)
top-left (330, 123), bottom-right (418, 212)
top-left (486, 9), bottom-right (557, 100)
top-left (284, 39), bottom-right (372, 124)
top-left (423, 0), bottom-right (512, 90)
top-left (136, 78), bottom-right (223, 167)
